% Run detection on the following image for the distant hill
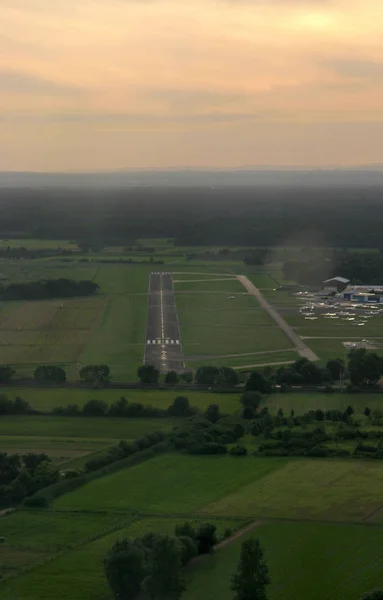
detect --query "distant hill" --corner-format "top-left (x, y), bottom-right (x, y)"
top-left (1, 168), bottom-right (383, 188)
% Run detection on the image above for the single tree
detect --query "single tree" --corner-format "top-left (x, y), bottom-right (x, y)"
top-left (195, 365), bottom-right (219, 386)
top-left (216, 366), bottom-right (239, 386)
top-left (180, 371), bottom-right (193, 384)
top-left (360, 592), bottom-right (383, 600)
top-left (165, 370), bottom-right (179, 385)
top-left (204, 403), bottom-right (221, 423)
top-left (137, 364), bottom-right (160, 384)
top-left (195, 523), bottom-right (217, 554)
top-left (104, 538), bottom-right (146, 600)
top-left (245, 371), bottom-right (272, 394)
top-left (168, 396), bottom-right (192, 417)
top-left (326, 358), bottom-right (346, 381)
top-left (364, 406), bottom-right (372, 417)
top-left (0, 366), bottom-right (15, 383)
top-left (240, 391), bottom-right (262, 411)
top-left (143, 535), bottom-right (185, 600)
top-left (231, 538), bottom-right (271, 600)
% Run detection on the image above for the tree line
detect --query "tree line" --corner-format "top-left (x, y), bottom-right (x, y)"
top-left (0, 278), bottom-right (99, 301)
top-left (4, 186), bottom-right (383, 248)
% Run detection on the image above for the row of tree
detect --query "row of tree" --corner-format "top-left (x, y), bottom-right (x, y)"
top-left (0, 278), bottom-right (99, 301)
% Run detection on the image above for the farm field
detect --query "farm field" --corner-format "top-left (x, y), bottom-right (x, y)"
top-left (184, 521), bottom-right (383, 600)
top-left (54, 454), bottom-right (287, 513)
top-left (0, 515), bottom-right (243, 600)
top-left (0, 416), bottom-right (177, 466)
top-left (4, 451), bottom-right (383, 599)
top-left (53, 453), bottom-right (383, 522)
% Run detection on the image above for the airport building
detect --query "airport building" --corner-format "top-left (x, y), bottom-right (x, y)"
top-left (337, 285), bottom-right (383, 303)
top-left (323, 276), bottom-right (350, 292)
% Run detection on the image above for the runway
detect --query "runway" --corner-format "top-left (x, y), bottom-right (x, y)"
top-left (144, 272), bottom-right (185, 373)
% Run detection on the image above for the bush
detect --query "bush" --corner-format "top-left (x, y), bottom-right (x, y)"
top-left (196, 523), bottom-right (217, 554)
top-left (82, 399), bottom-right (108, 416)
top-left (34, 365), bottom-right (66, 384)
top-left (229, 445), bottom-right (248, 457)
top-left (165, 370), bottom-right (179, 385)
top-left (23, 496), bottom-right (50, 508)
top-left (79, 364), bottom-right (110, 383)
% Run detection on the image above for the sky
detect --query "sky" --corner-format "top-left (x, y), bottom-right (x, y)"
top-left (1, 0), bottom-right (383, 171)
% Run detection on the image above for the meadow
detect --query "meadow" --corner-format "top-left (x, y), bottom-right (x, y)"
top-left (52, 453), bottom-right (383, 522)
top-left (184, 521), bottom-right (383, 600)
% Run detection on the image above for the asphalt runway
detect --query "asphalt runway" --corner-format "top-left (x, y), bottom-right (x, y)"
top-left (144, 272), bottom-right (185, 373)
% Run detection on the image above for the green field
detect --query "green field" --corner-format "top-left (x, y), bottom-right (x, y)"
top-left (184, 521), bottom-right (383, 600)
top-left (0, 516), bottom-right (242, 600)
top-left (53, 454), bottom-right (383, 522)
top-left (54, 454), bottom-right (286, 513)
top-left (0, 416), bottom-right (176, 466)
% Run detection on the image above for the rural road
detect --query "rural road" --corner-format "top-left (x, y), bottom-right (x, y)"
top-left (237, 275), bottom-right (319, 362)
top-left (144, 272), bottom-right (185, 373)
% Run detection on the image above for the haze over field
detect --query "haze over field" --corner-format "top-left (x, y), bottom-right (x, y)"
top-left (1, 0), bottom-right (383, 171)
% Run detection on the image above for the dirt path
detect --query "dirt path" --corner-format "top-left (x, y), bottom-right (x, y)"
top-left (215, 520), bottom-right (263, 551)
top-left (189, 521), bottom-right (263, 567)
top-left (237, 275), bottom-right (319, 362)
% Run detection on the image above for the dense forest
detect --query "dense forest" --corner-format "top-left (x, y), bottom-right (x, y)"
top-left (0, 186), bottom-right (382, 247)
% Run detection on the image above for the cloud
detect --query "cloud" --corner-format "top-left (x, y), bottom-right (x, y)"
top-left (324, 59), bottom-right (383, 81)
top-left (0, 70), bottom-right (83, 95)
top-left (0, 70), bottom-right (84, 95)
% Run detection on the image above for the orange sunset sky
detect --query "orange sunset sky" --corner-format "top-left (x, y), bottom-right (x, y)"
top-left (1, 0), bottom-right (383, 171)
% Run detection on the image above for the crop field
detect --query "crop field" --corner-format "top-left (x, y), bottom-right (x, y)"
top-left (184, 521), bottom-right (383, 600)
top-left (54, 454), bottom-right (286, 513)
top-left (0, 416), bottom-right (177, 466)
top-left (0, 516), bottom-right (242, 600)
top-left (4, 451), bottom-right (383, 599)
top-left (51, 452), bottom-right (383, 523)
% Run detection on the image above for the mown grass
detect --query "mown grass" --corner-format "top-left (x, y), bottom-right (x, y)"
top-left (202, 459), bottom-right (383, 521)
top-left (190, 350), bottom-right (297, 369)
top-left (184, 521), bottom-right (383, 600)
top-left (174, 279), bottom-right (244, 293)
top-left (54, 454), bottom-right (286, 513)
top-left (0, 415), bottom-right (176, 440)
